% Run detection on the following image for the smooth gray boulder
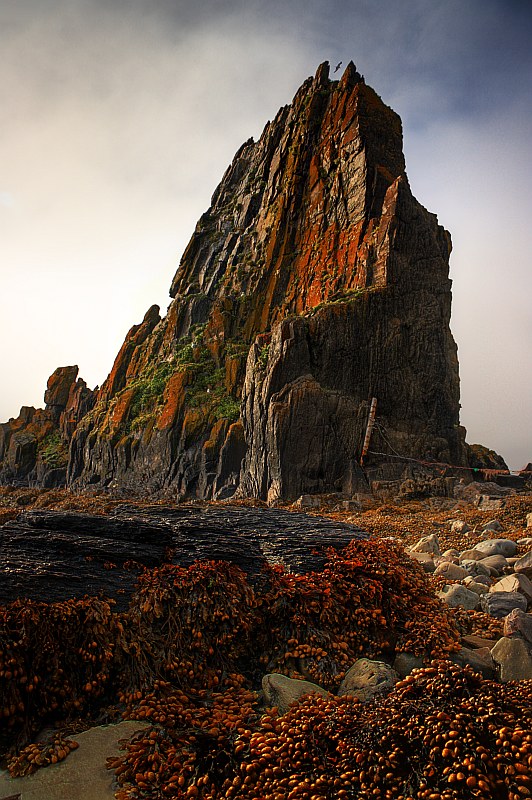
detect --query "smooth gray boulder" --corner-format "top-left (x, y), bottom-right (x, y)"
top-left (437, 584), bottom-right (479, 610)
top-left (479, 554), bottom-right (508, 573)
top-left (475, 539), bottom-right (517, 558)
top-left (434, 561), bottom-right (468, 580)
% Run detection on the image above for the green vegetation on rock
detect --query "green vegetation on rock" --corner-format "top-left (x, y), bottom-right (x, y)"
top-left (124, 326), bottom-right (242, 432)
top-left (39, 432), bottom-right (68, 469)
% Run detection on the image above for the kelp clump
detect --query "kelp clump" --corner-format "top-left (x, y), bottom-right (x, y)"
top-left (0, 538), bottom-right (459, 760)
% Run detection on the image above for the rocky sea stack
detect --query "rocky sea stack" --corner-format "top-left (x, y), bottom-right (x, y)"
top-left (1, 61), bottom-right (469, 500)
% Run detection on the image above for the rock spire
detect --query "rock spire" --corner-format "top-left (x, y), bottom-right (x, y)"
top-left (0, 63), bottom-right (469, 499)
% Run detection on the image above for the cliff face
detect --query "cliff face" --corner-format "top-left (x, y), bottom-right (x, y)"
top-left (0, 62), bottom-right (468, 498)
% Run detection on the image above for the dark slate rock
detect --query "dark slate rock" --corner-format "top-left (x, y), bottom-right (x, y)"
top-left (480, 591), bottom-right (528, 618)
top-left (0, 505), bottom-right (367, 608)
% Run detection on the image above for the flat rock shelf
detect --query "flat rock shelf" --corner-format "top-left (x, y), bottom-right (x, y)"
top-left (0, 504), bottom-right (368, 607)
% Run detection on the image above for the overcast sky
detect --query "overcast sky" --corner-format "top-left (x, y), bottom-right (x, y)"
top-left (1, 0), bottom-right (530, 469)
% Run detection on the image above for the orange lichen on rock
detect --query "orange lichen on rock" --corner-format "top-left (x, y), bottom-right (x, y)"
top-left (156, 372), bottom-right (189, 431)
top-left (104, 388), bottom-right (135, 434)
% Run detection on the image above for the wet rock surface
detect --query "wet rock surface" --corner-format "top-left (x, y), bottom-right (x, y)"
top-left (0, 504), bottom-right (367, 606)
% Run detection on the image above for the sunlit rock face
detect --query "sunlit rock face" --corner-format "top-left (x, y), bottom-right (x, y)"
top-left (1, 62), bottom-right (468, 499)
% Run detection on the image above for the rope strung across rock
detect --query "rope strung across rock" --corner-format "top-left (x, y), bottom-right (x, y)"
top-left (367, 450), bottom-right (531, 478)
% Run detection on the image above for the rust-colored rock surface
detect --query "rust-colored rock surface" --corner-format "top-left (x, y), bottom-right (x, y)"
top-left (2, 62), bottom-right (471, 499)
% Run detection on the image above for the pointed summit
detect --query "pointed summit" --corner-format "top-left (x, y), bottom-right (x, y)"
top-left (314, 61), bottom-right (330, 86)
top-left (340, 60), bottom-right (364, 87)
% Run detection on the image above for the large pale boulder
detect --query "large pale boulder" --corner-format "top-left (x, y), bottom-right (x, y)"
top-left (491, 637), bottom-right (532, 681)
top-left (409, 534), bottom-right (441, 557)
top-left (262, 673), bottom-right (329, 714)
top-left (437, 584), bottom-right (479, 610)
top-left (408, 551), bottom-right (436, 572)
top-left (0, 720), bottom-right (148, 800)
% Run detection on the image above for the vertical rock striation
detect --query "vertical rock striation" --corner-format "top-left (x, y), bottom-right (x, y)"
top-left (0, 62), bottom-right (468, 498)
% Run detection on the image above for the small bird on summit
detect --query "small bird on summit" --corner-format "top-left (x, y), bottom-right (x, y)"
top-left (334, 61), bottom-right (342, 73)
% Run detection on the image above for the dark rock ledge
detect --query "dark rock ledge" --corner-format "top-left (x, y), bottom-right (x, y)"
top-left (0, 505), bottom-right (367, 607)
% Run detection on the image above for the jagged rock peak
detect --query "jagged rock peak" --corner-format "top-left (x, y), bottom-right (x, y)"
top-left (340, 61), bottom-right (365, 87)
top-left (314, 61), bottom-right (330, 85)
top-left (2, 62), bottom-right (472, 500)
top-left (168, 60), bottom-right (405, 328)
top-left (44, 366), bottom-right (79, 411)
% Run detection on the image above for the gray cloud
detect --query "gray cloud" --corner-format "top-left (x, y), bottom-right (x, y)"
top-left (0, 0), bottom-right (530, 468)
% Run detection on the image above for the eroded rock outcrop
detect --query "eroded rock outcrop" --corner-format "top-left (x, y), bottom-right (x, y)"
top-left (0, 367), bottom-right (96, 488)
top-left (2, 62), bottom-right (470, 499)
